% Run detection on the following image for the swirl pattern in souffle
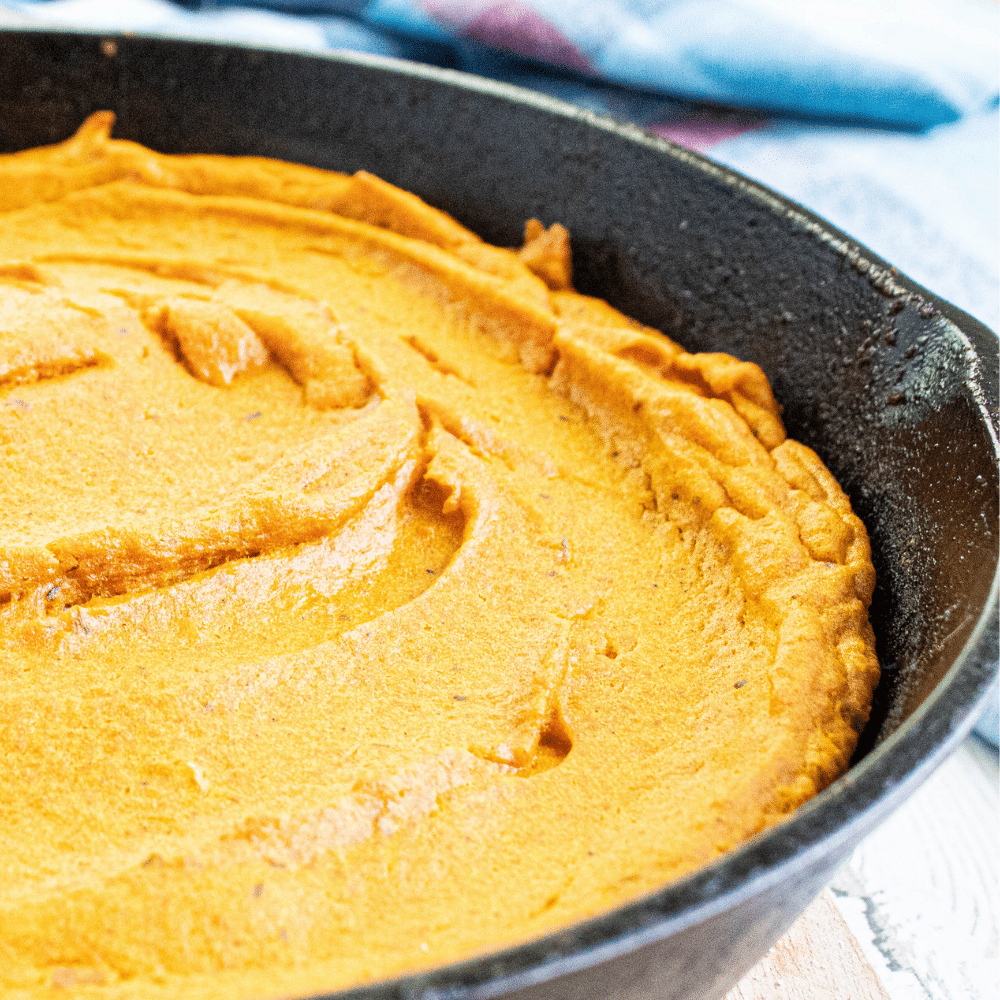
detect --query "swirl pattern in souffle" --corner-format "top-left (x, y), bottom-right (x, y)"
top-left (0, 115), bottom-right (878, 998)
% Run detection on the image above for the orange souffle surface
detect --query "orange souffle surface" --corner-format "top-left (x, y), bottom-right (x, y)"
top-left (0, 114), bottom-right (878, 999)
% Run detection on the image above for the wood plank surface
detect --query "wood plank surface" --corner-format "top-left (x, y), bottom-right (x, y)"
top-left (829, 737), bottom-right (999, 1000)
top-left (728, 735), bottom-right (999, 1000)
top-left (724, 891), bottom-right (891, 1000)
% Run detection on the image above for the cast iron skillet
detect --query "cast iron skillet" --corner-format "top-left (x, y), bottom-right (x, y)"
top-left (1, 30), bottom-right (997, 1000)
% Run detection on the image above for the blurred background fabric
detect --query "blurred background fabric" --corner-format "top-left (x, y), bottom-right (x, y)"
top-left (1, 0), bottom-right (998, 739)
top-left (4, 0), bottom-right (997, 126)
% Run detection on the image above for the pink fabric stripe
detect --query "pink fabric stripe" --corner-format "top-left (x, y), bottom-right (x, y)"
top-left (427, 1), bottom-right (592, 74)
top-left (650, 118), bottom-right (767, 153)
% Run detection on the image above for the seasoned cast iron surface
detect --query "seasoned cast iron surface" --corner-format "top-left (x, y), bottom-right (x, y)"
top-left (0, 30), bottom-right (997, 1000)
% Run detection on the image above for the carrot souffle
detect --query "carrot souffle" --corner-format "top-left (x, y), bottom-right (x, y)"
top-left (0, 114), bottom-right (879, 999)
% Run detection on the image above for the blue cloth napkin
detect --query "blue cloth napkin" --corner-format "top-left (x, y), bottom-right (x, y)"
top-left (370, 0), bottom-right (999, 127)
top-left (6, 0), bottom-right (999, 127)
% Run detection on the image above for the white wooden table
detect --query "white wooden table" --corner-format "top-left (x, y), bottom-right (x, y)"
top-left (727, 735), bottom-right (999, 1000)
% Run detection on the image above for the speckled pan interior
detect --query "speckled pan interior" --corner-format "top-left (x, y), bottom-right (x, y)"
top-left (0, 30), bottom-right (996, 1000)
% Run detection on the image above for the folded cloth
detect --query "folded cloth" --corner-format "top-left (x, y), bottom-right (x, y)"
top-left (8, 0), bottom-right (1000, 127)
top-left (377, 0), bottom-right (999, 127)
